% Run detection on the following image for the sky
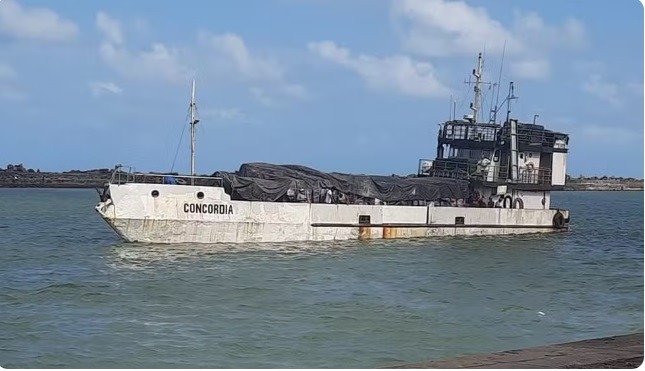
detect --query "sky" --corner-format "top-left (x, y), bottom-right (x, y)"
top-left (0, 0), bottom-right (643, 177)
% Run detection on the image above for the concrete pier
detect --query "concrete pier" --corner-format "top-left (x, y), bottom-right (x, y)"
top-left (391, 333), bottom-right (643, 369)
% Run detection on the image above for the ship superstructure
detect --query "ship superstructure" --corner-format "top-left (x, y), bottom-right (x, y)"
top-left (419, 53), bottom-right (569, 212)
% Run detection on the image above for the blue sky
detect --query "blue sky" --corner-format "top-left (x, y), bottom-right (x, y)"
top-left (0, 0), bottom-right (643, 177)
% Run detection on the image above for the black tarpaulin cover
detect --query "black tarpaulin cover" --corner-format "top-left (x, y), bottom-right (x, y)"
top-left (213, 163), bottom-right (469, 203)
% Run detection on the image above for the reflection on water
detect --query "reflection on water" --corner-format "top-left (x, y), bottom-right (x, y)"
top-left (106, 240), bottom-right (359, 268)
top-left (104, 232), bottom-right (567, 277)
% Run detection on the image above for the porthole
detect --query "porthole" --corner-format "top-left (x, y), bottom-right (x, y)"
top-left (528, 152), bottom-right (533, 158)
top-left (151, 190), bottom-right (159, 198)
top-left (197, 191), bottom-right (204, 199)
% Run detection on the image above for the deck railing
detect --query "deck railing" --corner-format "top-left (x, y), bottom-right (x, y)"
top-left (500, 125), bottom-right (557, 147)
top-left (110, 165), bottom-right (223, 187)
top-left (421, 159), bottom-right (553, 185)
top-left (441, 123), bottom-right (498, 142)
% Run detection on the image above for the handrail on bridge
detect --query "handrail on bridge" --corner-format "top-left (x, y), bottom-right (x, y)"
top-left (422, 159), bottom-right (553, 185)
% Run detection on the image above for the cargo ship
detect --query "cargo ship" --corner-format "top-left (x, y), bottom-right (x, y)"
top-left (96, 53), bottom-right (570, 243)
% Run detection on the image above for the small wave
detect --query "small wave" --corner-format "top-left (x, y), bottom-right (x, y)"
top-left (501, 305), bottom-right (532, 312)
top-left (29, 282), bottom-right (110, 296)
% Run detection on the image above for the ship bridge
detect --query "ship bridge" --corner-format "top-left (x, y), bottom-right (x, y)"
top-left (419, 119), bottom-right (569, 191)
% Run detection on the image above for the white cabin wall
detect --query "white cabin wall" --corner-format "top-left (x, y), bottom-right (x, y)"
top-left (552, 152), bottom-right (567, 186)
top-left (511, 190), bottom-right (550, 209)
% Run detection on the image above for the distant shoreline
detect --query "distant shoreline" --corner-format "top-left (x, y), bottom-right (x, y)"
top-left (1, 165), bottom-right (643, 191)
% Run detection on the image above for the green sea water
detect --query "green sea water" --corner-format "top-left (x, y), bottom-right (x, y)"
top-left (0, 189), bottom-right (642, 368)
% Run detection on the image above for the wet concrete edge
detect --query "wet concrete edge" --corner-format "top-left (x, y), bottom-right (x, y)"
top-left (388, 332), bottom-right (644, 369)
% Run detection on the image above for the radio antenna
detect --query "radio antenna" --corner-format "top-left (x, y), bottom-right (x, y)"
top-left (492, 41), bottom-right (506, 124)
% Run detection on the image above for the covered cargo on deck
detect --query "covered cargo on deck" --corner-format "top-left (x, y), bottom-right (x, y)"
top-left (213, 163), bottom-right (469, 204)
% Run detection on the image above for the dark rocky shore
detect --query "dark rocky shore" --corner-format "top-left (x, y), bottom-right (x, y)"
top-left (0, 163), bottom-right (643, 190)
top-left (0, 164), bottom-right (111, 188)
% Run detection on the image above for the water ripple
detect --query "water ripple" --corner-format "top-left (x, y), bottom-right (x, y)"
top-left (0, 189), bottom-right (642, 368)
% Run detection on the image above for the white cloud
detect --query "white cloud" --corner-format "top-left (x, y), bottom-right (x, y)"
top-left (0, 0), bottom-right (78, 42)
top-left (512, 11), bottom-right (586, 52)
top-left (511, 59), bottom-right (550, 80)
top-left (93, 15), bottom-right (305, 106)
top-left (392, 0), bottom-right (518, 57)
top-left (96, 11), bottom-right (123, 45)
top-left (198, 31), bottom-right (307, 105)
top-left (89, 81), bottom-right (122, 97)
top-left (96, 12), bottom-right (191, 83)
top-left (574, 62), bottom-right (641, 107)
top-left (198, 32), bottom-right (284, 82)
top-left (308, 40), bottom-right (450, 98)
top-left (391, 0), bottom-right (586, 82)
top-left (581, 73), bottom-right (620, 106)
top-left (392, 0), bottom-right (586, 58)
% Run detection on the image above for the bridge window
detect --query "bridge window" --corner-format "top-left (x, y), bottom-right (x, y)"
top-left (453, 125), bottom-right (466, 140)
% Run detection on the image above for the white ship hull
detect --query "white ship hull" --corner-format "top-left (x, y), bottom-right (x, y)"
top-left (96, 183), bottom-right (569, 244)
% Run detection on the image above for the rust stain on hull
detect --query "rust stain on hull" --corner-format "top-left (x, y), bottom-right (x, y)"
top-left (358, 226), bottom-right (371, 240)
top-left (383, 226), bottom-right (399, 239)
